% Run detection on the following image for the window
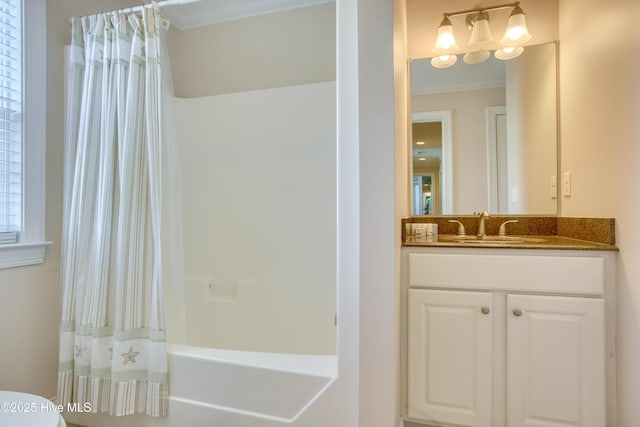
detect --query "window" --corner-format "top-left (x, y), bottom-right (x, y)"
top-left (0, 0), bottom-right (47, 269)
top-left (0, 0), bottom-right (22, 242)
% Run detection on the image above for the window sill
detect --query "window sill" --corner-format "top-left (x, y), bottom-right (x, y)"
top-left (0, 242), bottom-right (53, 269)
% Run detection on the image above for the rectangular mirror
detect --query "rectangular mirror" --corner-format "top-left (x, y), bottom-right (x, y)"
top-left (410, 41), bottom-right (558, 216)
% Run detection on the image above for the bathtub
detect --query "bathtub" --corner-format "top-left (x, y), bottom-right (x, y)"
top-left (64, 344), bottom-right (337, 427)
top-left (167, 344), bottom-right (336, 423)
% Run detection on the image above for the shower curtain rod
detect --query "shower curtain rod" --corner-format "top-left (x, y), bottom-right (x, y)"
top-left (71, 0), bottom-right (198, 20)
top-left (116, 0), bottom-right (200, 14)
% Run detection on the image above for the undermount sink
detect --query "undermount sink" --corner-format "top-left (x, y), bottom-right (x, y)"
top-left (440, 235), bottom-right (546, 244)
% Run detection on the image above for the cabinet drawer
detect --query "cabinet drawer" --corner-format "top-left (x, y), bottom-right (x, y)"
top-left (408, 253), bottom-right (604, 295)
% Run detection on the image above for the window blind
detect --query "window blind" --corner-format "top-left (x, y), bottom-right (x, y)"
top-left (0, 0), bottom-right (21, 242)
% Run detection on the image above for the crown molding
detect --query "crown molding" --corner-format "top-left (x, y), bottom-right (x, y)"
top-left (161, 0), bottom-right (335, 30)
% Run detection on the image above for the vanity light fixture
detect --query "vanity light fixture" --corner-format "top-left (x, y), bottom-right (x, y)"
top-left (430, 2), bottom-right (532, 69)
top-left (416, 141), bottom-right (426, 145)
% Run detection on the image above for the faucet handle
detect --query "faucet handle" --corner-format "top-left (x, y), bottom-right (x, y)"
top-left (498, 219), bottom-right (520, 236)
top-left (473, 210), bottom-right (490, 217)
top-left (448, 220), bottom-right (466, 236)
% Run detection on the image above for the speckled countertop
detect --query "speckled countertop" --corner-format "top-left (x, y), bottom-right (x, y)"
top-left (402, 216), bottom-right (619, 251)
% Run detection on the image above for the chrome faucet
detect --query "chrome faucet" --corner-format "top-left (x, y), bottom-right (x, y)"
top-left (473, 211), bottom-right (490, 238)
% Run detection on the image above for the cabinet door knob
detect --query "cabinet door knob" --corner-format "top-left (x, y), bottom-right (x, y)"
top-left (513, 308), bottom-right (523, 317)
top-left (481, 306), bottom-right (490, 315)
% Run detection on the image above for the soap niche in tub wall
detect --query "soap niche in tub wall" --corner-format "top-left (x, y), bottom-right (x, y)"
top-left (185, 277), bottom-right (257, 303)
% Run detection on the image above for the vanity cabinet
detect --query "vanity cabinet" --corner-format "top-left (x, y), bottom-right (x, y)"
top-left (403, 248), bottom-right (616, 427)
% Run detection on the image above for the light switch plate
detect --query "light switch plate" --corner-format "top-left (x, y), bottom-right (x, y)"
top-left (550, 175), bottom-right (557, 199)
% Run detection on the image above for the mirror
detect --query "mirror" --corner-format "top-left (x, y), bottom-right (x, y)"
top-left (410, 42), bottom-right (558, 215)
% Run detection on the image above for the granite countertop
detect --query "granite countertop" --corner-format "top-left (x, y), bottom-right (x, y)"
top-left (402, 216), bottom-right (619, 251)
top-left (404, 234), bottom-right (619, 251)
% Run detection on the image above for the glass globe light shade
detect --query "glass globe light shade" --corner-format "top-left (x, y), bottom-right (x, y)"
top-left (500, 5), bottom-right (532, 46)
top-left (432, 16), bottom-right (459, 55)
top-left (463, 50), bottom-right (490, 64)
top-left (495, 46), bottom-right (524, 60)
top-left (467, 11), bottom-right (494, 50)
top-left (431, 54), bottom-right (458, 69)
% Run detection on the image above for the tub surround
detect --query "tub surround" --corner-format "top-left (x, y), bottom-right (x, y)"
top-left (402, 216), bottom-right (617, 251)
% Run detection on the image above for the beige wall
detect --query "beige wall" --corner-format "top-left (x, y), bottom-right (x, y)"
top-left (559, 0), bottom-right (640, 424)
top-left (412, 88), bottom-right (506, 213)
top-left (167, 2), bottom-right (336, 98)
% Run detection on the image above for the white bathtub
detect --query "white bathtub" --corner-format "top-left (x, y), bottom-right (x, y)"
top-left (64, 344), bottom-right (337, 427)
top-left (168, 344), bottom-right (336, 423)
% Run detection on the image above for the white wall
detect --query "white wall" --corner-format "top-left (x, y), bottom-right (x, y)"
top-left (176, 82), bottom-right (336, 355)
top-left (412, 88), bottom-right (506, 213)
top-left (559, 0), bottom-right (640, 424)
top-left (357, 0), bottom-right (398, 424)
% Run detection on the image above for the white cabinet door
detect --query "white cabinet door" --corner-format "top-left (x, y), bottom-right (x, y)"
top-left (507, 294), bottom-right (605, 427)
top-left (408, 289), bottom-right (494, 426)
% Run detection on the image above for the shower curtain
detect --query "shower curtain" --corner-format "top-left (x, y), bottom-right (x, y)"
top-left (58, 7), bottom-right (171, 417)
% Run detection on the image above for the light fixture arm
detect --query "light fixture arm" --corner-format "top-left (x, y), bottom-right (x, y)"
top-left (442, 2), bottom-right (521, 20)
top-left (465, 11), bottom-right (489, 31)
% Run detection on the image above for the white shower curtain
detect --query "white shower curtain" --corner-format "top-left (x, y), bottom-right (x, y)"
top-left (58, 7), bottom-right (171, 417)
